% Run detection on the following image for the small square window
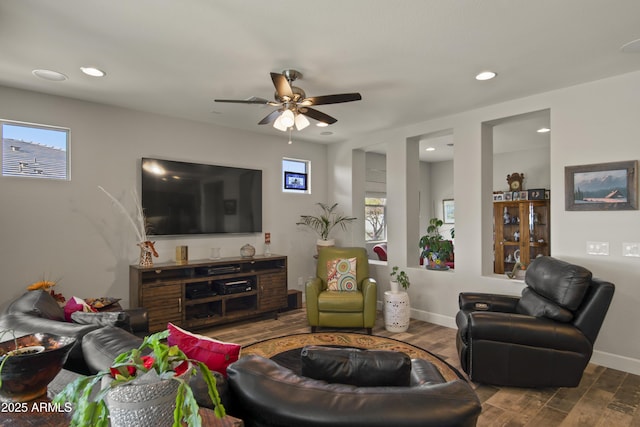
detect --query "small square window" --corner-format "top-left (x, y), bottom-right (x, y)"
top-left (283, 158), bottom-right (310, 193)
top-left (1, 120), bottom-right (70, 180)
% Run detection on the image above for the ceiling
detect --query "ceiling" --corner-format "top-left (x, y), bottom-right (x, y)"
top-left (1, 1), bottom-right (639, 146)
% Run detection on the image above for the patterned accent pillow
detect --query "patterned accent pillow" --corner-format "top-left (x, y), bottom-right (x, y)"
top-left (327, 257), bottom-right (357, 291)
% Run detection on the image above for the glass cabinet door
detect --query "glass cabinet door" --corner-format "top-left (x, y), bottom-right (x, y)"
top-left (494, 200), bottom-right (550, 274)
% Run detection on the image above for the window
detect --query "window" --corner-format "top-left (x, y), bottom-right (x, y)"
top-left (365, 196), bottom-right (387, 241)
top-left (282, 157), bottom-right (310, 193)
top-left (1, 120), bottom-right (70, 180)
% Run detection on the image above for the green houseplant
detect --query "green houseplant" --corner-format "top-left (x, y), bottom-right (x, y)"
top-left (53, 330), bottom-right (225, 427)
top-left (296, 202), bottom-right (356, 248)
top-left (419, 218), bottom-right (454, 270)
top-left (390, 266), bottom-right (410, 292)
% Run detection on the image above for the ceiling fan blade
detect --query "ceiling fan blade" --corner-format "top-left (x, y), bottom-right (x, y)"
top-left (300, 93), bottom-right (362, 106)
top-left (258, 110), bottom-right (282, 125)
top-left (215, 96), bottom-right (272, 104)
top-left (300, 107), bottom-right (338, 125)
top-left (270, 72), bottom-right (293, 100)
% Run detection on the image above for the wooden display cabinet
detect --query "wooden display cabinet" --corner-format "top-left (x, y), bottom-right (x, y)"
top-left (494, 200), bottom-right (550, 274)
top-left (130, 255), bottom-right (288, 332)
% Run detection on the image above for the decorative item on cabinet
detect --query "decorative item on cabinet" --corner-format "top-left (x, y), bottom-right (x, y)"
top-left (240, 244), bottom-right (256, 258)
top-left (506, 173), bottom-right (525, 192)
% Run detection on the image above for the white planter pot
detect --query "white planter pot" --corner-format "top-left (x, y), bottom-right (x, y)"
top-left (390, 280), bottom-right (400, 293)
top-left (105, 365), bottom-right (192, 427)
top-left (316, 238), bottom-right (335, 254)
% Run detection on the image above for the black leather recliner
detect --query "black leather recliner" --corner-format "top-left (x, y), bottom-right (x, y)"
top-left (456, 256), bottom-right (614, 388)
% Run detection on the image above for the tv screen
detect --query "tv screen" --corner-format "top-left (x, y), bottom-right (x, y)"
top-left (141, 158), bottom-right (262, 235)
top-left (284, 171), bottom-right (307, 190)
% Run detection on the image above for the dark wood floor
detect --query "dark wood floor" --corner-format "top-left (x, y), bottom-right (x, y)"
top-left (202, 308), bottom-right (640, 427)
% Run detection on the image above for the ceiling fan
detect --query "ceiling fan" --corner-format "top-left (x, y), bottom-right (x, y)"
top-left (215, 69), bottom-right (362, 132)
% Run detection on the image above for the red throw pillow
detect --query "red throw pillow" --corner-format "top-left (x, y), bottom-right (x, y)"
top-left (167, 323), bottom-right (241, 376)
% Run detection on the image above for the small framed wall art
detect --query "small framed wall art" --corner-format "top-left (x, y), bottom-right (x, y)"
top-left (443, 199), bottom-right (455, 223)
top-left (565, 160), bottom-right (638, 211)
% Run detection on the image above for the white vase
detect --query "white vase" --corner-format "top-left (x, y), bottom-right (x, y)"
top-left (316, 238), bottom-right (335, 254)
top-left (390, 280), bottom-right (400, 293)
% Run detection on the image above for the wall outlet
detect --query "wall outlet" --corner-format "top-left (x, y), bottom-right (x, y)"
top-left (586, 241), bottom-right (609, 256)
top-left (623, 242), bottom-right (640, 257)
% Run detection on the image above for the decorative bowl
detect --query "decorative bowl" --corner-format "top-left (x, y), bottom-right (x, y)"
top-left (0, 332), bottom-right (76, 402)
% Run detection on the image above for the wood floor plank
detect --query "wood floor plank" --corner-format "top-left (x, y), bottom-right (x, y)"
top-left (199, 308), bottom-right (640, 427)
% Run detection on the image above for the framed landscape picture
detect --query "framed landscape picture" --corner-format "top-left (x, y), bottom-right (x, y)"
top-left (565, 160), bottom-right (638, 211)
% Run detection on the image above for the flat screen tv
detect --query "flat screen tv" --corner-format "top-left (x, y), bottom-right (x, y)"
top-left (141, 158), bottom-right (262, 235)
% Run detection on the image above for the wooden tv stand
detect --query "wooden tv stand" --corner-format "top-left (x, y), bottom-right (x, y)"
top-left (130, 255), bottom-right (288, 333)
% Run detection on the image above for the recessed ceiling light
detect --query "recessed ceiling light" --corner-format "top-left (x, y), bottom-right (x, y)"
top-left (425, 147), bottom-right (436, 151)
top-left (537, 127), bottom-right (551, 133)
top-left (32, 69), bottom-right (68, 81)
top-left (475, 71), bottom-right (497, 81)
top-left (80, 66), bottom-right (106, 77)
top-left (320, 131), bottom-right (333, 136)
top-left (316, 122), bottom-right (329, 127)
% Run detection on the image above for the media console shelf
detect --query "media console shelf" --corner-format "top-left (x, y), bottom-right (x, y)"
top-left (130, 255), bottom-right (288, 333)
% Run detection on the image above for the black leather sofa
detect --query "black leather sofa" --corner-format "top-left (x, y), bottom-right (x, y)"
top-left (0, 290), bottom-right (229, 408)
top-left (0, 290), bottom-right (148, 374)
top-left (227, 346), bottom-right (481, 427)
top-left (456, 256), bottom-right (615, 388)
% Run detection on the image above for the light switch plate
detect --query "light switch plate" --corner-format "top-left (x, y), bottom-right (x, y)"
top-left (623, 242), bottom-right (640, 257)
top-left (586, 241), bottom-right (609, 256)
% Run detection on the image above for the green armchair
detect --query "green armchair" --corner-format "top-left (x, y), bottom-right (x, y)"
top-left (305, 247), bottom-right (377, 334)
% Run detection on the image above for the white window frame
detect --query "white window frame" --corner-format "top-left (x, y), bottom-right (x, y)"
top-left (365, 194), bottom-right (387, 242)
top-left (1, 119), bottom-right (70, 180)
top-left (282, 157), bottom-right (310, 194)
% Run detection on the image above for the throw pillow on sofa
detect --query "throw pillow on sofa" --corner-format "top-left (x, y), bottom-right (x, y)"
top-left (300, 345), bottom-right (412, 387)
top-left (71, 311), bottom-right (132, 331)
top-left (63, 296), bottom-right (96, 322)
top-left (167, 323), bottom-right (240, 376)
top-left (326, 257), bottom-right (357, 291)
top-left (5, 290), bottom-right (65, 321)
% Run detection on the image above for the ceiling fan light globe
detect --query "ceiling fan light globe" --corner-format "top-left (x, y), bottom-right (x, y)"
top-left (273, 115), bottom-right (288, 131)
top-left (294, 113), bottom-right (310, 130)
top-left (280, 109), bottom-right (295, 127)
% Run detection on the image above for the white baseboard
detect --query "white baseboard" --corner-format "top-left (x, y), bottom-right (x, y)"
top-left (410, 307), bottom-right (457, 329)
top-left (591, 350), bottom-right (640, 376)
top-left (378, 301), bottom-right (640, 376)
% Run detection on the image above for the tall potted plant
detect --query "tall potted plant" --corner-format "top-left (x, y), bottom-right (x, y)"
top-left (419, 218), bottom-right (454, 270)
top-left (296, 202), bottom-right (356, 251)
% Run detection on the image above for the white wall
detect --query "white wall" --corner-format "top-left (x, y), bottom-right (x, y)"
top-left (493, 146), bottom-right (550, 191)
top-left (0, 86), bottom-right (328, 307)
top-left (329, 70), bottom-right (640, 375)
